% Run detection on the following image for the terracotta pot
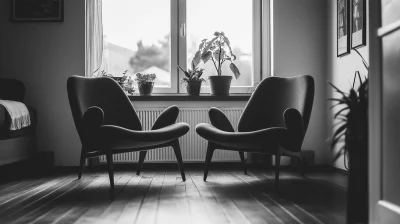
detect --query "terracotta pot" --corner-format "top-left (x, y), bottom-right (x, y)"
top-left (186, 80), bottom-right (202, 95)
top-left (138, 82), bottom-right (154, 95)
top-left (208, 76), bottom-right (232, 96)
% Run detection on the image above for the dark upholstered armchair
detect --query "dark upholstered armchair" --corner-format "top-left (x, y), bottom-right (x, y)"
top-left (196, 75), bottom-right (314, 187)
top-left (67, 76), bottom-right (190, 188)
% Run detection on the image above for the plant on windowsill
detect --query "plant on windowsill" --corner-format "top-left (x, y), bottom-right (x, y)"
top-left (135, 73), bottom-right (157, 96)
top-left (328, 49), bottom-right (368, 224)
top-left (198, 31), bottom-right (241, 96)
top-left (178, 60), bottom-right (206, 96)
top-left (99, 70), bottom-right (135, 95)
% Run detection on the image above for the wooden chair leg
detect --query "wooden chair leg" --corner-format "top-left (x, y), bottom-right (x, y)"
top-left (78, 148), bottom-right (86, 179)
top-left (172, 140), bottom-right (186, 181)
top-left (106, 151), bottom-right (114, 188)
top-left (239, 151), bottom-right (247, 175)
top-left (204, 142), bottom-right (215, 181)
top-left (136, 151), bottom-right (147, 175)
top-left (275, 151), bottom-right (281, 190)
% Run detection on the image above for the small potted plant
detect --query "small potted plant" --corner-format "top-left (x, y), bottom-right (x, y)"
top-left (135, 73), bottom-right (157, 95)
top-left (198, 31), bottom-right (241, 95)
top-left (178, 60), bottom-right (206, 95)
top-left (99, 70), bottom-right (135, 95)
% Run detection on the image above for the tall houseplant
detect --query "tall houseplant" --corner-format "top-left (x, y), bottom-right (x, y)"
top-left (197, 31), bottom-right (241, 95)
top-left (329, 49), bottom-right (368, 224)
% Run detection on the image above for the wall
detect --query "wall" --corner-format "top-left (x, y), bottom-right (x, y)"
top-left (327, 0), bottom-right (369, 169)
top-left (272, 0), bottom-right (329, 165)
top-left (0, 0), bottom-right (85, 166)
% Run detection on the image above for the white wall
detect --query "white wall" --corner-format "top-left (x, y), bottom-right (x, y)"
top-left (0, 0), bottom-right (85, 166)
top-left (327, 0), bottom-right (369, 169)
top-left (272, 0), bottom-right (329, 165)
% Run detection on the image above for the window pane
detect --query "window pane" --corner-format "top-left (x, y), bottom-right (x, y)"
top-left (102, 0), bottom-right (171, 87)
top-left (187, 0), bottom-right (253, 87)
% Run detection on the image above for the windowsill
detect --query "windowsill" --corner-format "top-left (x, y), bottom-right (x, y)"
top-left (128, 93), bottom-right (251, 101)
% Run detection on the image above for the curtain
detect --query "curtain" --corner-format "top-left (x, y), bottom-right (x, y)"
top-left (85, 0), bottom-right (103, 77)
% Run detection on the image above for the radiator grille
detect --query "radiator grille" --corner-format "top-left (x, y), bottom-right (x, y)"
top-left (100, 108), bottom-right (243, 163)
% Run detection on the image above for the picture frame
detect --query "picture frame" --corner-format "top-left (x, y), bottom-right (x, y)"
top-left (11, 0), bottom-right (64, 22)
top-left (351, 0), bottom-right (366, 49)
top-left (337, 0), bottom-right (350, 57)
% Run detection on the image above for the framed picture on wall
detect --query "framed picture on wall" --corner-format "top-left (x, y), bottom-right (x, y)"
top-left (11, 0), bottom-right (64, 22)
top-left (351, 0), bottom-right (366, 49)
top-left (337, 0), bottom-right (350, 57)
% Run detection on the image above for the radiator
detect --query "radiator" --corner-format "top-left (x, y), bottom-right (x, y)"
top-left (99, 108), bottom-right (243, 163)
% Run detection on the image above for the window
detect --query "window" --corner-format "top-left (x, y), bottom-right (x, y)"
top-left (101, 0), bottom-right (266, 94)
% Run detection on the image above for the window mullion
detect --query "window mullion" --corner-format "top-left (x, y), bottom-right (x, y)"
top-left (177, 0), bottom-right (187, 94)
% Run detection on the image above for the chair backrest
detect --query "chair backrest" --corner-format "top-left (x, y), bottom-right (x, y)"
top-left (238, 75), bottom-right (314, 134)
top-left (0, 78), bottom-right (25, 102)
top-left (67, 76), bottom-right (142, 142)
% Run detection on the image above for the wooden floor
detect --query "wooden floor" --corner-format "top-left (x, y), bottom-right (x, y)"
top-left (0, 168), bottom-right (347, 224)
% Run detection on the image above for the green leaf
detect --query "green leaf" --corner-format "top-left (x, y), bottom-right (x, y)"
top-left (354, 48), bottom-right (369, 69)
top-left (204, 37), bottom-right (218, 52)
top-left (332, 146), bottom-right (345, 161)
top-left (229, 63), bottom-right (241, 79)
top-left (177, 65), bottom-right (190, 78)
top-left (213, 48), bottom-right (225, 62)
top-left (334, 107), bottom-right (349, 118)
top-left (333, 123), bottom-right (347, 140)
top-left (201, 51), bottom-right (212, 64)
top-left (192, 51), bottom-right (201, 67)
top-left (328, 82), bottom-right (350, 98)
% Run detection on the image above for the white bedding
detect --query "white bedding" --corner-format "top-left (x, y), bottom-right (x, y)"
top-left (0, 100), bottom-right (31, 130)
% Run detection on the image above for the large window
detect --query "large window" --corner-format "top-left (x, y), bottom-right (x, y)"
top-left (101, 0), bottom-right (265, 93)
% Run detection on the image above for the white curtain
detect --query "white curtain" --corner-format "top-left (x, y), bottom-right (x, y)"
top-left (85, 0), bottom-right (103, 77)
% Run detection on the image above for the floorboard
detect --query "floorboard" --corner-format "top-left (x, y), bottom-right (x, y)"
top-left (0, 168), bottom-right (347, 224)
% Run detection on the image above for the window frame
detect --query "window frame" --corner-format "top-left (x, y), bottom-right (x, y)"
top-left (177, 0), bottom-right (264, 94)
top-left (100, 0), bottom-right (270, 94)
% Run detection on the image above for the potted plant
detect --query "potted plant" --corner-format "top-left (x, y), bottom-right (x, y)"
top-left (135, 73), bottom-right (157, 95)
top-left (198, 31), bottom-right (241, 95)
top-left (99, 70), bottom-right (135, 95)
top-left (329, 49), bottom-right (368, 224)
top-left (178, 61), bottom-right (206, 96)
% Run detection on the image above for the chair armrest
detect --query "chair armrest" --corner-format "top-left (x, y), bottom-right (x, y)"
top-left (281, 108), bottom-right (305, 152)
top-left (99, 122), bottom-right (190, 146)
top-left (81, 106), bottom-right (104, 146)
top-left (151, 105), bottom-right (179, 130)
top-left (196, 123), bottom-right (286, 151)
top-left (208, 107), bottom-right (235, 132)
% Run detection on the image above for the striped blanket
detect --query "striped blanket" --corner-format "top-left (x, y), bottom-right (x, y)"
top-left (0, 100), bottom-right (31, 130)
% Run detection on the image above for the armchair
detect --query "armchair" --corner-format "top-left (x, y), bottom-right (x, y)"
top-left (196, 75), bottom-right (314, 187)
top-left (67, 76), bottom-right (190, 188)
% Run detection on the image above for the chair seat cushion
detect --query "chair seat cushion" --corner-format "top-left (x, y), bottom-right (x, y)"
top-left (97, 122), bottom-right (190, 150)
top-left (195, 123), bottom-right (286, 153)
top-left (0, 105), bottom-right (37, 139)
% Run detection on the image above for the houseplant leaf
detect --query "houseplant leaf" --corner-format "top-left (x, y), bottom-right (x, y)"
top-left (192, 51), bottom-right (201, 67)
top-left (201, 51), bottom-right (212, 63)
top-left (229, 63), bottom-right (241, 79)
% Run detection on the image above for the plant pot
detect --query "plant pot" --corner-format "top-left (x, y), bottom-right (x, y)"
top-left (208, 76), bottom-right (232, 96)
top-left (138, 82), bottom-right (154, 95)
top-left (186, 80), bottom-right (202, 95)
top-left (346, 139), bottom-right (368, 224)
